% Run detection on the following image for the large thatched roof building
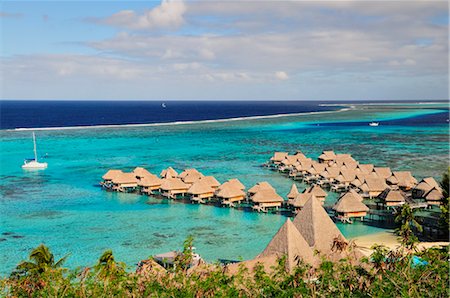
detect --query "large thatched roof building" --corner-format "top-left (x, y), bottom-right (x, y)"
top-left (333, 190), bottom-right (369, 219)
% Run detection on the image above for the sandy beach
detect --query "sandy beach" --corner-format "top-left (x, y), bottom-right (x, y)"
top-left (351, 231), bottom-right (449, 256)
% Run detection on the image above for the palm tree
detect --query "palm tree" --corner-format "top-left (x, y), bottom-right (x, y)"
top-left (12, 244), bottom-right (68, 277)
top-left (94, 250), bottom-right (124, 280)
top-left (395, 204), bottom-right (422, 250)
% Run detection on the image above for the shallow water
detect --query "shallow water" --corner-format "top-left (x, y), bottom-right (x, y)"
top-left (0, 102), bottom-right (448, 274)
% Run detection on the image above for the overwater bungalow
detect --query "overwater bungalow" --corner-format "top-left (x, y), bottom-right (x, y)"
top-left (318, 166), bottom-right (340, 186)
top-left (332, 169), bottom-right (357, 191)
top-left (269, 152), bottom-right (288, 167)
top-left (182, 171), bottom-right (204, 186)
top-left (133, 167), bottom-right (153, 179)
top-left (221, 178), bottom-right (245, 190)
top-left (424, 187), bottom-right (444, 206)
top-left (215, 183), bottom-right (246, 206)
top-left (160, 167), bottom-right (178, 179)
top-left (179, 168), bottom-right (201, 179)
top-left (339, 160), bottom-right (359, 171)
top-left (248, 181), bottom-right (275, 196)
top-left (289, 192), bottom-right (315, 213)
top-left (304, 163), bottom-right (327, 183)
top-left (286, 183), bottom-right (299, 203)
top-left (356, 164), bottom-right (374, 175)
top-left (377, 188), bottom-right (405, 207)
top-left (255, 219), bottom-right (317, 271)
top-left (138, 174), bottom-right (163, 194)
top-left (290, 160), bottom-right (314, 180)
top-left (159, 178), bottom-right (189, 199)
top-left (278, 155), bottom-right (299, 173)
top-left (334, 154), bottom-right (357, 166)
top-left (292, 196), bottom-right (346, 254)
top-left (111, 172), bottom-right (139, 192)
top-left (412, 177), bottom-right (442, 199)
top-left (187, 180), bottom-right (215, 203)
top-left (373, 167), bottom-right (393, 179)
top-left (332, 190), bottom-right (369, 221)
top-left (386, 171), bottom-right (418, 190)
top-left (318, 150), bottom-right (337, 165)
top-left (101, 169), bottom-right (123, 188)
top-left (250, 189), bottom-right (284, 212)
top-left (359, 177), bottom-right (389, 198)
top-left (200, 176), bottom-right (221, 189)
top-left (293, 151), bottom-right (310, 162)
top-left (304, 185), bottom-right (327, 203)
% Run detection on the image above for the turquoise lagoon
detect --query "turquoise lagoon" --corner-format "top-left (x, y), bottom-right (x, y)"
top-left (0, 103), bottom-right (448, 274)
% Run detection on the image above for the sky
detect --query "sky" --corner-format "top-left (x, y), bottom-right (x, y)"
top-left (0, 0), bottom-right (448, 100)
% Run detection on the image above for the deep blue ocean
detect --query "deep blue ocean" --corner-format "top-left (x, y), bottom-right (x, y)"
top-left (1, 100), bottom-right (447, 129)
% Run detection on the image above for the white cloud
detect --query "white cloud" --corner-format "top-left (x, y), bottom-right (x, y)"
top-left (275, 71), bottom-right (289, 80)
top-left (101, 0), bottom-right (186, 30)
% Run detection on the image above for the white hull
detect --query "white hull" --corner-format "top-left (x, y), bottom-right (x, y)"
top-left (369, 122), bottom-right (379, 127)
top-left (22, 160), bottom-right (48, 169)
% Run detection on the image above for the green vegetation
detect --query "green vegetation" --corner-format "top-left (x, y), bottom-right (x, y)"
top-left (439, 167), bottom-right (449, 233)
top-left (1, 240), bottom-right (448, 297)
top-left (395, 204), bottom-right (423, 250)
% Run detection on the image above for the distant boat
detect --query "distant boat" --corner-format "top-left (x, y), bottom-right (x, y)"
top-left (22, 132), bottom-right (48, 169)
top-left (369, 122), bottom-right (379, 127)
top-left (162, 102), bottom-right (167, 108)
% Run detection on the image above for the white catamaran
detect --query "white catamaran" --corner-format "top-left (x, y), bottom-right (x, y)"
top-left (22, 132), bottom-right (48, 169)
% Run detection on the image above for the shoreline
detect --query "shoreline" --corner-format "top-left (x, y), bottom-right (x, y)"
top-left (6, 105), bottom-right (352, 132)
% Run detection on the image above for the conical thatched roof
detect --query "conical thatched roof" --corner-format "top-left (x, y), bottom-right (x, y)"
top-left (138, 173), bottom-right (162, 187)
top-left (227, 178), bottom-right (245, 190)
top-left (251, 189), bottom-right (284, 203)
top-left (179, 168), bottom-right (202, 179)
top-left (318, 150), bottom-right (336, 161)
top-left (293, 196), bottom-right (345, 254)
top-left (215, 183), bottom-right (245, 199)
top-left (133, 167), bottom-right (152, 178)
top-left (290, 193), bottom-right (315, 208)
top-left (361, 177), bottom-right (388, 192)
top-left (378, 188), bottom-right (405, 203)
top-left (248, 181), bottom-right (275, 194)
top-left (257, 219), bottom-right (316, 270)
top-left (183, 171), bottom-right (204, 184)
top-left (373, 167), bottom-right (392, 179)
top-left (112, 172), bottom-right (138, 184)
top-left (160, 178), bottom-right (188, 190)
top-left (200, 176), bottom-right (221, 188)
top-left (287, 184), bottom-right (299, 200)
top-left (160, 167), bottom-right (178, 179)
top-left (102, 169), bottom-right (123, 180)
top-left (333, 191), bottom-right (369, 213)
top-left (270, 152), bottom-right (288, 162)
top-left (305, 185), bottom-right (327, 198)
top-left (187, 180), bottom-right (215, 195)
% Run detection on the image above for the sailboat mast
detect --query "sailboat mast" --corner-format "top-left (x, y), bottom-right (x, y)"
top-left (33, 132), bottom-right (38, 161)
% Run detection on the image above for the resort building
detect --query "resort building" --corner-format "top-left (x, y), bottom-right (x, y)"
top-left (278, 155), bottom-right (299, 172)
top-left (187, 180), bottom-right (215, 203)
top-left (288, 193), bottom-right (315, 213)
top-left (250, 189), bottom-right (284, 212)
top-left (160, 167), bottom-right (178, 179)
top-left (111, 172), bottom-right (139, 192)
top-left (377, 188), bottom-right (405, 207)
top-left (293, 196), bottom-right (346, 254)
top-left (248, 181), bottom-right (275, 196)
top-left (199, 176), bottom-right (221, 189)
top-left (256, 219), bottom-right (317, 271)
top-left (182, 171), bottom-right (204, 186)
top-left (269, 152), bottom-right (288, 167)
top-left (304, 185), bottom-right (327, 203)
top-left (219, 178), bottom-right (245, 190)
top-left (373, 167), bottom-right (393, 180)
top-left (318, 166), bottom-right (340, 186)
top-left (318, 150), bottom-right (337, 165)
top-left (132, 167), bottom-right (153, 179)
top-left (101, 169), bottom-right (123, 188)
top-left (215, 183), bottom-right (246, 206)
top-left (304, 163), bottom-right (327, 183)
top-left (138, 174), bottom-right (163, 194)
top-left (159, 178), bottom-right (189, 199)
top-left (424, 188), bottom-right (444, 206)
top-left (412, 177), bottom-right (442, 199)
top-left (359, 177), bottom-right (389, 198)
top-left (332, 190), bottom-right (369, 221)
top-left (287, 183), bottom-right (299, 203)
top-left (386, 171), bottom-right (418, 190)
top-left (333, 169), bottom-right (356, 191)
top-left (356, 164), bottom-right (374, 175)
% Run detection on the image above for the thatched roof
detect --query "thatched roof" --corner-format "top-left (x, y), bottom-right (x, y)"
top-left (248, 181), bottom-right (275, 194)
top-left (321, 166), bottom-right (340, 179)
top-left (251, 189), bottom-right (284, 203)
top-left (305, 185), bottom-right (327, 198)
top-left (290, 193), bottom-right (314, 208)
top-left (200, 176), bottom-right (221, 188)
top-left (270, 152), bottom-right (288, 162)
top-left (415, 177), bottom-right (441, 193)
top-left (138, 174), bottom-right (163, 187)
top-left (281, 155), bottom-right (299, 166)
top-left (377, 188), bottom-right (405, 202)
top-left (373, 167), bottom-right (392, 179)
top-left (333, 191), bottom-right (369, 213)
top-left (257, 219), bottom-right (316, 270)
top-left (361, 177), bottom-right (388, 192)
top-left (160, 178), bottom-right (189, 191)
top-left (295, 160), bottom-right (314, 171)
top-left (183, 171), bottom-right (204, 184)
top-left (187, 180), bottom-right (215, 195)
top-left (307, 163), bottom-right (327, 175)
top-left (357, 164), bottom-right (374, 174)
top-left (226, 255), bottom-right (279, 275)
top-left (227, 178), bottom-right (245, 190)
top-left (339, 161), bottom-right (359, 171)
top-left (133, 167), bottom-right (152, 178)
top-left (102, 169), bottom-right (123, 180)
top-left (112, 172), bottom-right (139, 184)
top-left (215, 183), bottom-right (245, 199)
top-left (294, 152), bottom-right (309, 162)
top-left (336, 169), bottom-right (356, 183)
top-left (387, 171), bottom-right (417, 188)
top-left (318, 150), bottom-right (336, 161)
top-left (287, 184), bottom-right (299, 200)
top-left (160, 167), bottom-right (178, 179)
top-left (178, 168), bottom-right (201, 179)
top-left (425, 188), bottom-right (444, 202)
top-left (293, 196), bottom-right (345, 254)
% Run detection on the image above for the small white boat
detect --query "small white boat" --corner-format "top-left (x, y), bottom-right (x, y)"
top-left (369, 122), bottom-right (379, 127)
top-left (22, 132), bottom-right (48, 169)
top-left (162, 102), bottom-right (167, 108)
